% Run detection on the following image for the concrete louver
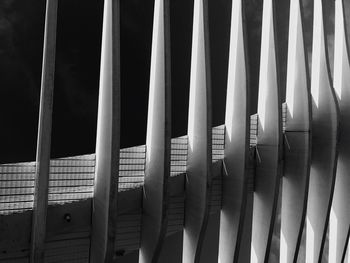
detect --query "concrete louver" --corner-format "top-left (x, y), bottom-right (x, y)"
top-left (30, 0), bottom-right (58, 262)
top-left (4, 1), bottom-right (350, 263)
top-left (139, 0), bottom-right (171, 262)
top-left (250, 0), bottom-right (282, 262)
top-left (218, 0), bottom-right (251, 262)
top-left (251, 0), bottom-right (282, 263)
top-left (306, 0), bottom-right (340, 262)
top-left (280, 0), bottom-right (311, 262)
top-left (90, 0), bottom-right (121, 262)
top-left (346, 245), bottom-right (350, 263)
top-left (182, 0), bottom-right (212, 262)
top-left (330, 0), bottom-right (350, 262)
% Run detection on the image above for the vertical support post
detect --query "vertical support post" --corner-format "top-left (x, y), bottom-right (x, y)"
top-left (218, 0), bottom-right (251, 262)
top-left (30, 0), bottom-right (58, 262)
top-left (343, 232), bottom-right (350, 263)
top-left (306, 0), bottom-right (339, 262)
top-left (329, 0), bottom-right (350, 262)
top-left (182, 0), bottom-right (212, 262)
top-left (250, 0), bottom-right (282, 262)
top-left (139, 0), bottom-right (171, 262)
top-left (90, 0), bottom-right (121, 262)
top-left (280, 0), bottom-right (311, 262)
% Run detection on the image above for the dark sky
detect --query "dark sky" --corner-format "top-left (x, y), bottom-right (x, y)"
top-left (0, 0), bottom-right (344, 164)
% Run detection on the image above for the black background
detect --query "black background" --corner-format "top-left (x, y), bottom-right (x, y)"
top-left (0, 0), bottom-right (338, 163)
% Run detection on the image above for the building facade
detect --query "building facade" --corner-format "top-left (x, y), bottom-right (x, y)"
top-left (0, 0), bottom-right (350, 262)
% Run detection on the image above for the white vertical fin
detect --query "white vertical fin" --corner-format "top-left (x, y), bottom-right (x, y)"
top-left (280, 0), bottom-right (311, 262)
top-left (183, 0), bottom-right (212, 261)
top-left (330, 0), bottom-right (350, 262)
top-left (30, 0), bottom-right (58, 262)
top-left (251, 0), bottom-right (282, 262)
top-left (90, 0), bottom-right (121, 261)
top-left (218, 0), bottom-right (251, 262)
top-left (139, 0), bottom-right (171, 262)
top-left (306, 0), bottom-right (339, 262)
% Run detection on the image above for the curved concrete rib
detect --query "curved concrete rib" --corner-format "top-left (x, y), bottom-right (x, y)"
top-left (280, 0), bottom-right (311, 262)
top-left (139, 0), bottom-right (171, 262)
top-left (30, 0), bottom-right (58, 262)
top-left (250, 0), bottom-right (282, 262)
top-left (342, 229), bottom-right (350, 263)
top-left (329, 0), bottom-right (350, 262)
top-left (306, 0), bottom-right (339, 262)
top-left (218, 0), bottom-right (251, 262)
top-left (182, 0), bottom-right (212, 262)
top-left (90, 0), bottom-right (121, 262)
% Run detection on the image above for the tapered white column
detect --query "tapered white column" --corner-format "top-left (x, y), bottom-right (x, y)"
top-left (345, 233), bottom-right (350, 263)
top-left (90, 0), bottom-right (121, 262)
top-left (182, 0), bottom-right (212, 262)
top-left (280, 0), bottom-right (311, 262)
top-left (139, 0), bottom-right (171, 262)
top-left (329, 0), bottom-right (350, 262)
top-left (250, 0), bottom-right (282, 262)
top-left (306, 0), bottom-right (339, 262)
top-left (30, 0), bottom-right (58, 262)
top-left (218, 0), bottom-right (251, 262)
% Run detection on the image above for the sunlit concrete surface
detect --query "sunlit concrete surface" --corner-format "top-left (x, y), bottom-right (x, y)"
top-left (2, 0), bottom-right (350, 262)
